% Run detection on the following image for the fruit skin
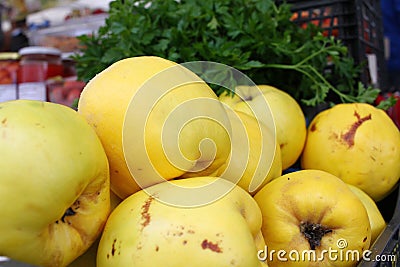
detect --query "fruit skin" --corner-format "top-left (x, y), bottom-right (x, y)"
top-left (347, 184), bottom-right (386, 245)
top-left (219, 85), bottom-right (306, 170)
top-left (78, 56), bottom-right (230, 199)
top-left (215, 108), bottom-right (282, 195)
top-left (97, 176), bottom-right (268, 267)
top-left (0, 100), bottom-right (110, 267)
top-left (254, 169), bottom-right (371, 267)
top-left (68, 191), bottom-right (122, 267)
top-left (301, 103), bottom-right (400, 201)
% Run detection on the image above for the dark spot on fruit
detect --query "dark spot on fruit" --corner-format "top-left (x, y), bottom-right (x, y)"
top-left (330, 132), bottom-right (339, 141)
top-left (106, 254), bottom-right (109, 259)
top-left (300, 221), bottom-right (332, 250)
top-left (60, 207), bottom-right (76, 223)
top-left (240, 208), bottom-right (246, 218)
top-left (201, 239), bottom-right (222, 253)
top-left (287, 177), bottom-right (290, 180)
top-left (155, 245), bottom-right (159, 251)
top-left (114, 170), bottom-right (119, 174)
top-left (341, 112), bottom-right (371, 148)
top-left (310, 123), bottom-right (317, 132)
top-left (187, 229), bottom-right (195, 234)
top-left (141, 196), bottom-right (154, 229)
top-left (1, 118), bottom-right (6, 124)
top-left (111, 239), bottom-right (117, 256)
top-left (183, 240), bottom-right (187, 245)
top-left (75, 200), bottom-right (81, 207)
top-left (363, 236), bottom-right (367, 242)
top-left (34, 122), bottom-right (45, 128)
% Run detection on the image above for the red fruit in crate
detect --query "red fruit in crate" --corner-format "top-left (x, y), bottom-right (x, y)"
top-left (290, 12), bottom-right (301, 21)
top-left (321, 17), bottom-right (339, 37)
top-left (291, 11), bottom-right (319, 30)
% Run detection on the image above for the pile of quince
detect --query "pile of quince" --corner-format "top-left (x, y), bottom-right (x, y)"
top-left (0, 56), bottom-right (399, 267)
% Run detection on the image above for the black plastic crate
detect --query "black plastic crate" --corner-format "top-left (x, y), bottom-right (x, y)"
top-left (357, 184), bottom-right (399, 266)
top-left (277, 0), bottom-right (388, 91)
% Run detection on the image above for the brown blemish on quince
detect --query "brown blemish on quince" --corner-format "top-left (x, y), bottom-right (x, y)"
top-left (341, 111), bottom-right (371, 148)
top-left (201, 239), bottom-right (222, 253)
top-left (310, 123), bottom-right (317, 132)
top-left (111, 238), bottom-right (117, 256)
top-left (187, 229), bottom-right (195, 234)
top-left (141, 196), bottom-right (154, 229)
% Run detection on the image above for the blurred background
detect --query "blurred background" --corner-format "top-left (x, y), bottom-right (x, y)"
top-left (0, 0), bottom-right (111, 52)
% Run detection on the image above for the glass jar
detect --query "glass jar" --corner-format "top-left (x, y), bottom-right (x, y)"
top-left (61, 52), bottom-right (77, 78)
top-left (17, 46), bottom-right (63, 101)
top-left (0, 52), bottom-right (19, 102)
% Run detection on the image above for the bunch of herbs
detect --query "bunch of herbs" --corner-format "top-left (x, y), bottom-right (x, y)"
top-left (73, 0), bottom-right (385, 107)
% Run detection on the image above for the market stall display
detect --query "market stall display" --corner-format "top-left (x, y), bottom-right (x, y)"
top-left (0, 1), bottom-right (107, 107)
top-left (0, 0), bottom-right (398, 267)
